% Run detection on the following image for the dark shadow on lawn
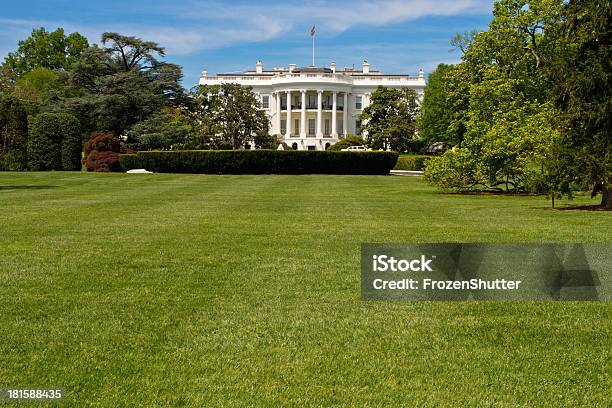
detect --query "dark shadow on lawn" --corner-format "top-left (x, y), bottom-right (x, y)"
top-left (0, 185), bottom-right (58, 191)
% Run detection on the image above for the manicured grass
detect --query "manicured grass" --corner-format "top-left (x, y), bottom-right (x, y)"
top-left (0, 172), bottom-right (610, 407)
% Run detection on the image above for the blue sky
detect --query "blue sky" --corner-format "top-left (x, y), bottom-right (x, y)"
top-left (0, 0), bottom-right (494, 87)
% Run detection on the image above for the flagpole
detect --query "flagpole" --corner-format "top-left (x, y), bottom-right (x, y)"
top-left (312, 33), bottom-right (315, 66)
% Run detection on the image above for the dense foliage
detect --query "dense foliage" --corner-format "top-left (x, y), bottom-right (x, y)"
top-left (3, 28), bottom-right (88, 79)
top-left (421, 0), bottom-right (610, 208)
top-left (64, 33), bottom-right (185, 135)
top-left (120, 150), bottom-right (398, 175)
top-left (82, 132), bottom-right (121, 172)
top-left (394, 155), bottom-right (433, 171)
top-left (0, 95), bottom-right (29, 170)
top-left (27, 112), bottom-right (81, 171)
top-left (360, 86), bottom-right (419, 152)
top-left (189, 83), bottom-right (271, 149)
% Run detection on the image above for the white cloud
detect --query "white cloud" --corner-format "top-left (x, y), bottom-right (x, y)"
top-left (0, 0), bottom-right (492, 58)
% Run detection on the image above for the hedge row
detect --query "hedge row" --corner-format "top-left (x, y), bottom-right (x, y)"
top-left (119, 150), bottom-right (399, 175)
top-left (393, 155), bottom-right (433, 171)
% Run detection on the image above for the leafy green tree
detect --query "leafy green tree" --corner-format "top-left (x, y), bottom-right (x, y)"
top-left (3, 28), bottom-right (88, 78)
top-left (547, 0), bottom-right (611, 208)
top-left (417, 63), bottom-right (469, 148)
top-left (191, 83), bottom-right (270, 150)
top-left (12, 68), bottom-right (64, 115)
top-left (425, 0), bottom-right (564, 194)
top-left (0, 95), bottom-right (29, 170)
top-left (64, 33), bottom-right (185, 136)
top-left (360, 86), bottom-right (419, 152)
top-left (128, 107), bottom-right (193, 150)
top-left (27, 112), bottom-right (81, 170)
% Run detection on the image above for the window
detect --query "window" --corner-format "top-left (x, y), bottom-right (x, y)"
top-left (291, 143), bottom-right (298, 150)
top-left (307, 145), bottom-right (316, 151)
top-left (308, 95), bottom-right (316, 108)
top-left (281, 95), bottom-right (287, 109)
top-left (281, 120), bottom-right (287, 135)
top-left (337, 96), bottom-right (344, 111)
top-left (355, 96), bottom-right (363, 110)
top-left (262, 95), bottom-right (269, 109)
top-left (324, 119), bottom-right (330, 135)
top-left (308, 119), bottom-right (315, 135)
top-left (355, 120), bottom-right (362, 135)
top-left (337, 119), bottom-right (343, 135)
top-left (294, 119), bottom-right (300, 134)
top-left (294, 95), bottom-right (300, 108)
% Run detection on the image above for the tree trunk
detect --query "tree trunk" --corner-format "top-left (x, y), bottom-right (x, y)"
top-left (601, 185), bottom-right (612, 209)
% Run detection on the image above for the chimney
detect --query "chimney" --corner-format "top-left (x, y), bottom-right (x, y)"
top-left (201, 69), bottom-right (208, 78)
top-left (289, 63), bottom-right (297, 73)
top-left (362, 59), bottom-right (370, 74)
top-left (256, 60), bottom-right (263, 74)
top-left (418, 68), bottom-right (424, 79)
top-left (330, 62), bottom-right (336, 73)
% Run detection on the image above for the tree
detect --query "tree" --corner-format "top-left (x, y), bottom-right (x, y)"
top-left (360, 86), bottom-right (419, 152)
top-left (127, 107), bottom-right (193, 150)
top-left (12, 68), bottom-right (65, 115)
top-left (3, 28), bottom-right (88, 78)
top-left (64, 33), bottom-right (185, 136)
top-left (27, 112), bottom-right (81, 171)
top-left (0, 95), bottom-right (29, 170)
top-left (424, 0), bottom-right (565, 194)
top-left (547, 0), bottom-right (611, 208)
top-left (191, 83), bottom-right (270, 150)
top-left (417, 63), bottom-right (469, 148)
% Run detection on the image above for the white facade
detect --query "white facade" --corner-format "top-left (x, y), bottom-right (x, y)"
top-left (199, 60), bottom-right (426, 151)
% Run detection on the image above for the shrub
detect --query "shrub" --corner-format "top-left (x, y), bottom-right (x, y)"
top-left (27, 112), bottom-right (82, 171)
top-left (84, 132), bottom-right (120, 156)
top-left (119, 150), bottom-right (398, 175)
top-left (59, 114), bottom-right (82, 171)
top-left (28, 113), bottom-right (61, 170)
top-left (327, 135), bottom-right (366, 151)
top-left (82, 132), bottom-right (121, 172)
top-left (393, 155), bottom-right (433, 171)
top-left (0, 95), bottom-right (29, 170)
top-left (83, 150), bottom-right (121, 172)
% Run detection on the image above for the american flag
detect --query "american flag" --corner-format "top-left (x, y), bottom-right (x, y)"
top-left (310, 25), bottom-right (316, 37)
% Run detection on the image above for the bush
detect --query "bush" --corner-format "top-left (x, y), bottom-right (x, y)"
top-left (59, 114), bottom-right (82, 171)
top-left (327, 135), bottom-right (366, 151)
top-left (84, 132), bottom-right (120, 156)
top-left (83, 150), bottom-right (121, 172)
top-left (27, 112), bottom-right (82, 171)
top-left (82, 132), bottom-right (121, 172)
top-left (393, 155), bottom-right (433, 171)
top-left (119, 150), bottom-right (399, 175)
top-left (0, 95), bottom-right (29, 170)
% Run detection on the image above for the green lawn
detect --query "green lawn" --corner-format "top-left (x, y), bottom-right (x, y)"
top-left (0, 172), bottom-right (610, 407)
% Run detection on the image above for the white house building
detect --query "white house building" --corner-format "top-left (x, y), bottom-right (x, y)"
top-left (199, 60), bottom-right (426, 151)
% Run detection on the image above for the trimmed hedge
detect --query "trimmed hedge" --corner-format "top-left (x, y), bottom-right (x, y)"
top-left (119, 150), bottom-right (398, 175)
top-left (393, 155), bottom-right (433, 171)
top-left (28, 112), bottom-right (81, 171)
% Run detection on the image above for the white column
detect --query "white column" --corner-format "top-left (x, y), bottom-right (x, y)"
top-left (285, 90), bottom-right (292, 138)
top-left (343, 93), bottom-right (348, 137)
top-left (275, 92), bottom-right (281, 135)
top-left (331, 91), bottom-right (338, 138)
top-left (300, 90), bottom-right (306, 137)
top-left (316, 90), bottom-right (323, 138)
